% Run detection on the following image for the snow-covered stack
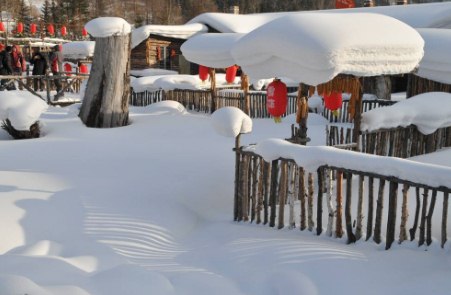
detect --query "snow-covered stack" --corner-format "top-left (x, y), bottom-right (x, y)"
top-left (415, 29), bottom-right (451, 85)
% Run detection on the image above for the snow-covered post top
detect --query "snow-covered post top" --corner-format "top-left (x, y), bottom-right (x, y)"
top-left (85, 17), bottom-right (131, 38)
top-left (211, 107), bottom-right (252, 148)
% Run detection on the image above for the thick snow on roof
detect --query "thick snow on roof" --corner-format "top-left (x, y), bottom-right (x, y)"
top-left (181, 33), bottom-right (244, 68)
top-left (131, 23), bottom-right (208, 49)
top-left (62, 41), bottom-right (95, 60)
top-left (361, 92), bottom-right (451, 135)
top-left (415, 29), bottom-right (451, 85)
top-left (231, 13), bottom-right (424, 86)
top-left (85, 17), bottom-right (131, 38)
top-left (187, 2), bottom-right (451, 33)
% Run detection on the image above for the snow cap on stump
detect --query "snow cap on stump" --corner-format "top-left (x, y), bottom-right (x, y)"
top-left (85, 17), bottom-right (131, 38)
top-left (211, 107), bottom-right (252, 138)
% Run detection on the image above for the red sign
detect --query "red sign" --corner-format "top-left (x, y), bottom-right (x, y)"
top-left (336, 0), bottom-right (355, 9)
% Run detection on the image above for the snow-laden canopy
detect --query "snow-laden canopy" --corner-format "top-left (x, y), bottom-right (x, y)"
top-left (85, 17), bottom-right (131, 38)
top-left (211, 107), bottom-right (252, 137)
top-left (131, 23), bottom-right (208, 49)
top-left (181, 33), bottom-right (244, 68)
top-left (231, 13), bottom-right (424, 86)
top-left (62, 41), bottom-right (95, 60)
top-left (0, 91), bottom-right (47, 130)
top-left (415, 29), bottom-right (451, 84)
top-left (187, 2), bottom-right (451, 33)
top-left (248, 138), bottom-right (451, 188)
top-left (361, 92), bottom-right (451, 135)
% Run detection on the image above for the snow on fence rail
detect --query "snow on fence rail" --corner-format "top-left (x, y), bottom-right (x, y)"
top-left (234, 145), bottom-right (451, 250)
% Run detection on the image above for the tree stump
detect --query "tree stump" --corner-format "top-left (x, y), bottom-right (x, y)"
top-left (79, 33), bottom-right (131, 128)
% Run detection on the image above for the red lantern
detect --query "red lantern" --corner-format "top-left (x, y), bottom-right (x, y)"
top-left (61, 26), bottom-right (67, 36)
top-left (79, 64), bottom-right (89, 74)
top-left (64, 63), bottom-right (72, 75)
top-left (30, 23), bottom-right (37, 34)
top-left (266, 79), bottom-right (287, 123)
top-left (225, 65), bottom-right (239, 84)
top-left (82, 27), bottom-right (88, 37)
top-left (0, 22), bottom-right (4, 32)
top-left (198, 65), bottom-right (209, 82)
top-left (323, 91), bottom-right (343, 117)
top-left (47, 24), bottom-right (54, 35)
top-left (17, 22), bottom-right (23, 34)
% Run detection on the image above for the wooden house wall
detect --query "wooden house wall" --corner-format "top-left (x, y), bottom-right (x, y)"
top-left (406, 74), bottom-right (451, 98)
top-left (131, 35), bottom-right (186, 73)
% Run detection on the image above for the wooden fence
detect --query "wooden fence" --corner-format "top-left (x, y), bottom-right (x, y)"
top-left (234, 149), bottom-right (451, 250)
top-left (322, 99), bottom-right (396, 123)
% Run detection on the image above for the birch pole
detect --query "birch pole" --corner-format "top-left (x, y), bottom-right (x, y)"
top-left (79, 18), bottom-right (131, 128)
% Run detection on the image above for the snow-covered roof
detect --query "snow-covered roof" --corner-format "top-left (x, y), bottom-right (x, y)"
top-left (131, 23), bottom-right (208, 49)
top-left (62, 41), bottom-right (95, 60)
top-left (361, 92), bottom-right (451, 135)
top-left (230, 12), bottom-right (423, 85)
top-left (187, 2), bottom-right (451, 33)
top-left (415, 28), bottom-right (451, 85)
top-left (180, 33), bottom-right (244, 68)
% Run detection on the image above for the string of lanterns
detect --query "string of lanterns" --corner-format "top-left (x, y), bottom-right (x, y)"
top-left (0, 21), bottom-right (88, 37)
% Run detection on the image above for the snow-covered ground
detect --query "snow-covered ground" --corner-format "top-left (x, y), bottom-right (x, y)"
top-left (0, 89), bottom-right (450, 294)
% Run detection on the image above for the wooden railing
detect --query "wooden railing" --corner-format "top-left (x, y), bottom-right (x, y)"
top-left (234, 148), bottom-right (451, 250)
top-left (322, 99), bottom-right (396, 123)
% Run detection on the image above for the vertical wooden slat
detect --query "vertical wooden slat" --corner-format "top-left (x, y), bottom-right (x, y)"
top-left (355, 175), bottom-right (364, 240)
top-left (317, 167), bottom-right (324, 236)
top-left (250, 157), bottom-right (258, 223)
top-left (256, 158), bottom-right (264, 225)
top-left (442, 191), bottom-right (449, 248)
top-left (278, 161), bottom-right (288, 229)
top-left (308, 173), bottom-right (315, 231)
top-left (426, 190), bottom-right (437, 246)
top-left (418, 189), bottom-right (429, 246)
top-left (366, 177), bottom-right (374, 241)
top-left (385, 181), bottom-right (398, 250)
top-left (288, 164), bottom-right (296, 229)
top-left (326, 169), bottom-right (335, 237)
top-left (345, 172), bottom-right (356, 244)
top-left (399, 184), bottom-right (410, 243)
top-left (269, 160), bottom-right (279, 227)
top-left (336, 171), bottom-right (344, 238)
top-left (263, 161), bottom-right (270, 225)
top-left (299, 168), bottom-right (306, 231)
top-left (374, 179), bottom-right (386, 244)
top-left (409, 187), bottom-right (421, 241)
top-left (241, 154), bottom-right (250, 222)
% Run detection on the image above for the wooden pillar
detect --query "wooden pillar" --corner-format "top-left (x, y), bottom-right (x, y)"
top-left (233, 133), bottom-right (241, 221)
top-left (209, 68), bottom-right (217, 112)
top-left (352, 79), bottom-right (363, 151)
top-left (241, 73), bottom-right (250, 115)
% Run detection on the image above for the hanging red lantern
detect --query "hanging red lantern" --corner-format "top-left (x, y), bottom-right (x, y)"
top-left (64, 63), bottom-right (72, 75)
top-left (79, 63), bottom-right (89, 74)
top-left (17, 22), bottom-right (24, 34)
top-left (61, 26), bottom-right (67, 36)
top-left (225, 65), bottom-right (239, 84)
top-left (0, 22), bottom-right (4, 32)
top-left (30, 23), bottom-right (37, 34)
top-left (323, 91), bottom-right (343, 117)
top-left (266, 79), bottom-right (287, 123)
top-left (47, 24), bottom-right (55, 35)
top-left (82, 27), bottom-right (88, 37)
top-left (198, 65), bottom-right (209, 82)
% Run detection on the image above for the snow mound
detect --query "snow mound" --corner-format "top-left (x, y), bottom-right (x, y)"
top-left (130, 68), bottom-right (178, 77)
top-left (144, 101), bottom-right (187, 115)
top-left (0, 275), bottom-right (49, 295)
top-left (85, 17), bottom-right (131, 37)
top-left (361, 92), bottom-right (451, 134)
top-left (0, 91), bottom-right (48, 130)
top-left (231, 12), bottom-right (424, 85)
top-left (62, 41), bottom-right (95, 59)
top-left (211, 107), bottom-right (252, 138)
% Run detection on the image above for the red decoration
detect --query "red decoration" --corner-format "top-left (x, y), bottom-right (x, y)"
top-left (61, 26), bottom-right (67, 36)
top-left (225, 65), bottom-right (239, 84)
top-left (82, 27), bottom-right (88, 36)
top-left (198, 65), bottom-right (209, 82)
top-left (0, 22), bottom-right (4, 32)
top-left (323, 91), bottom-right (343, 117)
top-left (336, 0), bottom-right (355, 9)
top-left (79, 64), bottom-right (89, 74)
top-left (30, 23), bottom-right (37, 34)
top-left (64, 63), bottom-right (72, 75)
top-left (17, 22), bottom-right (23, 34)
top-left (266, 79), bottom-right (287, 123)
top-left (47, 24), bottom-right (55, 35)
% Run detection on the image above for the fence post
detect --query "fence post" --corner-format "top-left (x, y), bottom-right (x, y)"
top-left (385, 181), bottom-right (398, 250)
top-left (269, 160), bottom-right (279, 227)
